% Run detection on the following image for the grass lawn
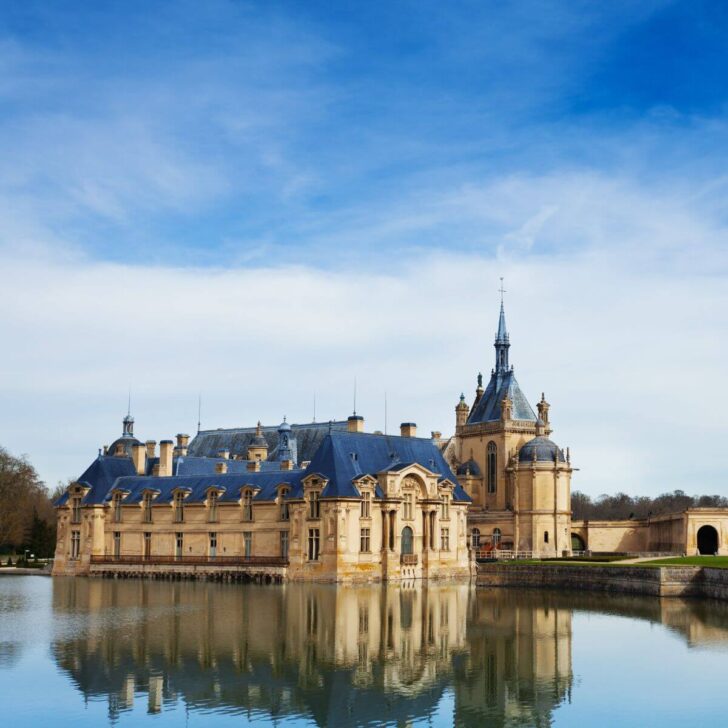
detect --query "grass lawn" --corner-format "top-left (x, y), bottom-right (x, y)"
top-left (639, 556), bottom-right (728, 569)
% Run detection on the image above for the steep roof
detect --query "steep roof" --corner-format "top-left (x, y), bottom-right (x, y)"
top-left (187, 420), bottom-right (349, 464)
top-left (467, 369), bottom-right (536, 424)
top-left (306, 431), bottom-right (470, 501)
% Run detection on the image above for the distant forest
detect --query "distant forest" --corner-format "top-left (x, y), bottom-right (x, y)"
top-left (572, 490), bottom-right (728, 521)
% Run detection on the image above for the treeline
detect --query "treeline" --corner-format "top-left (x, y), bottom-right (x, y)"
top-left (0, 445), bottom-right (57, 558)
top-left (572, 489), bottom-right (728, 521)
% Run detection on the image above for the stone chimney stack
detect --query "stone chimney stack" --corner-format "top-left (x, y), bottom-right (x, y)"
top-left (280, 460), bottom-right (294, 471)
top-left (215, 461), bottom-right (228, 474)
top-left (145, 440), bottom-right (157, 459)
top-left (400, 422), bottom-right (417, 438)
top-left (131, 443), bottom-right (146, 475)
top-left (159, 440), bottom-right (174, 477)
top-left (247, 461), bottom-right (261, 472)
top-left (217, 449), bottom-right (230, 460)
top-left (347, 415), bottom-right (364, 433)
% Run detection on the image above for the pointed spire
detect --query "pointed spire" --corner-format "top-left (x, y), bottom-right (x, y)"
top-left (494, 279), bottom-right (510, 373)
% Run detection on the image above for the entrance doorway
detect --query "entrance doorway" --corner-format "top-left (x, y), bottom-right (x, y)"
top-left (571, 533), bottom-right (586, 552)
top-left (401, 526), bottom-right (413, 555)
top-left (697, 525), bottom-right (719, 555)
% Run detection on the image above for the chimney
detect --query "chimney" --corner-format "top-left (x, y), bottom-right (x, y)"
top-left (280, 459), bottom-right (294, 471)
top-left (431, 431), bottom-right (442, 440)
top-left (215, 462), bottom-right (228, 474)
top-left (176, 433), bottom-right (190, 456)
top-left (400, 422), bottom-right (417, 438)
top-left (347, 415), bottom-right (364, 433)
top-left (159, 440), bottom-right (173, 477)
top-left (247, 461), bottom-right (261, 472)
top-left (131, 443), bottom-right (146, 475)
top-left (145, 440), bottom-right (156, 459)
top-left (217, 449), bottom-right (230, 460)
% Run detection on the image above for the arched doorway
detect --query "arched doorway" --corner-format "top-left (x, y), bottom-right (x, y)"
top-left (401, 526), bottom-right (414, 555)
top-left (571, 533), bottom-right (586, 552)
top-left (697, 525), bottom-right (719, 555)
top-left (472, 528), bottom-right (481, 549)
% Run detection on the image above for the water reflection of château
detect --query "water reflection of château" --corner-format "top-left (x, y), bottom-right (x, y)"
top-left (51, 580), bottom-right (578, 726)
top-left (50, 580), bottom-right (728, 727)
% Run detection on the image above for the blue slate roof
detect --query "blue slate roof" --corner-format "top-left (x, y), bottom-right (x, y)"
top-left (111, 470), bottom-right (304, 505)
top-left (187, 420), bottom-right (349, 464)
top-left (467, 369), bottom-right (536, 424)
top-left (518, 436), bottom-right (565, 463)
top-left (60, 430), bottom-right (470, 506)
top-left (306, 431), bottom-right (470, 502)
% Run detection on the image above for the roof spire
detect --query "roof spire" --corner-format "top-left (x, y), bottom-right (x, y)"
top-left (122, 389), bottom-right (134, 437)
top-left (494, 278), bottom-right (510, 373)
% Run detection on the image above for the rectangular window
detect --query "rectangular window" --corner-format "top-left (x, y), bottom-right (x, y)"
top-left (242, 491), bottom-right (253, 522)
top-left (143, 532), bottom-right (152, 559)
top-left (175, 532), bottom-right (183, 559)
top-left (174, 493), bottom-right (185, 523)
top-left (71, 496), bottom-right (81, 524)
top-left (208, 492), bottom-right (218, 523)
top-left (440, 527), bottom-right (450, 551)
top-left (280, 491), bottom-right (290, 521)
top-left (143, 493), bottom-right (153, 524)
top-left (70, 530), bottom-right (80, 559)
top-left (308, 528), bottom-right (320, 561)
top-left (360, 492), bottom-right (371, 518)
top-left (280, 531), bottom-right (289, 560)
top-left (403, 493), bottom-right (413, 520)
top-left (243, 531), bottom-right (252, 559)
top-left (441, 495), bottom-right (449, 520)
top-left (209, 532), bottom-right (218, 559)
top-left (113, 494), bottom-right (123, 523)
top-left (113, 531), bottom-right (121, 558)
top-left (544, 531), bottom-right (549, 544)
top-left (309, 491), bottom-right (320, 519)
top-left (360, 527), bottom-right (370, 553)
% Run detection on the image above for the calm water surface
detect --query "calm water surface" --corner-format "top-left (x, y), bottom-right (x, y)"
top-left (1, 576), bottom-right (728, 727)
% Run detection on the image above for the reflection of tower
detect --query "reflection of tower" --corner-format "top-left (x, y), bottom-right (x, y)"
top-left (453, 589), bottom-right (573, 728)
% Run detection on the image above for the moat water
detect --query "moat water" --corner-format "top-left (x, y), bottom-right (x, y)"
top-left (1, 577), bottom-right (727, 727)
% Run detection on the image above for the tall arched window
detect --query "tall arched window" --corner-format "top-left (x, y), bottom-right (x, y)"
top-left (487, 442), bottom-right (497, 494)
top-left (492, 528), bottom-right (501, 547)
top-left (471, 528), bottom-right (481, 548)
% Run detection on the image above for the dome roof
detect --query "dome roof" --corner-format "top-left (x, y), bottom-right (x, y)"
top-left (278, 419), bottom-right (291, 433)
top-left (456, 459), bottom-right (482, 476)
top-left (108, 436), bottom-right (141, 457)
top-left (518, 436), bottom-right (565, 463)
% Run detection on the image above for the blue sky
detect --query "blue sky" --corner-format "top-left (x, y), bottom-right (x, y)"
top-left (1, 1), bottom-right (727, 495)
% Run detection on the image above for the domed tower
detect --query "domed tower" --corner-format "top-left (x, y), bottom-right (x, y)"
top-left (508, 417), bottom-right (574, 556)
top-left (108, 413), bottom-right (142, 457)
top-left (276, 417), bottom-right (294, 463)
top-left (247, 421), bottom-right (269, 462)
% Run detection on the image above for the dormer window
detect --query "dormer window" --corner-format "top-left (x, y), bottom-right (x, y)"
top-left (360, 491), bottom-right (371, 519)
top-left (279, 487), bottom-right (290, 521)
top-left (440, 494), bottom-right (450, 520)
top-left (71, 495), bottom-right (82, 524)
top-left (309, 490), bottom-right (320, 519)
top-left (112, 493), bottom-right (123, 523)
top-left (174, 492), bottom-right (185, 523)
top-left (208, 491), bottom-right (219, 523)
top-left (143, 492), bottom-right (153, 524)
top-left (242, 490), bottom-right (254, 522)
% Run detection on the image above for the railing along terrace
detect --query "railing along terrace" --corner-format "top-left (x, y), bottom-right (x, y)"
top-left (400, 554), bottom-right (418, 565)
top-left (476, 549), bottom-right (534, 561)
top-left (90, 555), bottom-right (289, 567)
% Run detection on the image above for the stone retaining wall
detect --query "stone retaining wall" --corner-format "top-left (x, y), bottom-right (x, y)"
top-left (477, 564), bottom-right (728, 600)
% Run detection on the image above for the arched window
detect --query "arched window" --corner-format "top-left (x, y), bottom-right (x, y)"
top-left (471, 528), bottom-right (481, 548)
top-left (401, 526), bottom-right (414, 555)
top-left (487, 442), bottom-right (497, 494)
top-left (492, 528), bottom-right (501, 547)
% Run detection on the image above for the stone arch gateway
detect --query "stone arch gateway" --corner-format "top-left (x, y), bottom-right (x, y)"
top-left (697, 525), bottom-right (719, 555)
